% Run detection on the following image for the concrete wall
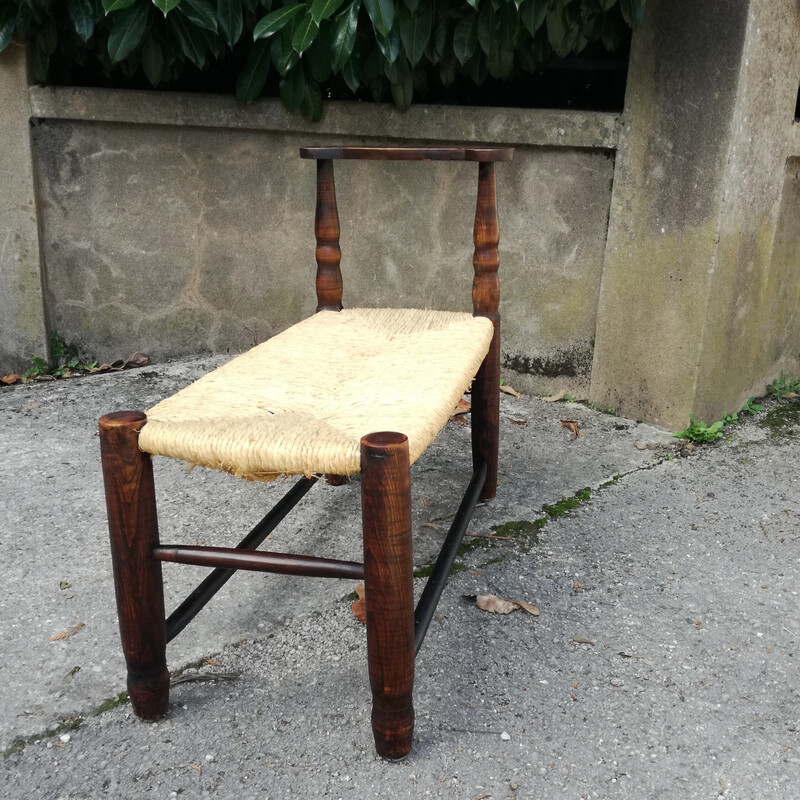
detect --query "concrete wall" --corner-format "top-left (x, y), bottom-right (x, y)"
top-left (0, 42), bottom-right (48, 373)
top-left (28, 90), bottom-right (617, 398)
top-left (2, 0), bottom-right (800, 429)
top-left (591, 0), bottom-right (800, 427)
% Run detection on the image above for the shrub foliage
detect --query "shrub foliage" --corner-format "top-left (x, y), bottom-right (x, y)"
top-left (0, 0), bottom-right (645, 119)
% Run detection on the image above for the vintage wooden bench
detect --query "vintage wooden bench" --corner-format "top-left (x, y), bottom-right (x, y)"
top-left (99, 144), bottom-right (513, 758)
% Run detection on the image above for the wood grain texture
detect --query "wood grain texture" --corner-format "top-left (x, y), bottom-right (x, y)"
top-left (471, 161), bottom-right (501, 499)
top-left (361, 432), bottom-right (415, 759)
top-left (314, 158), bottom-right (343, 312)
top-left (153, 545), bottom-right (364, 580)
top-left (300, 146), bottom-right (514, 162)
top-left (99, 411), bottom-right (169, 720)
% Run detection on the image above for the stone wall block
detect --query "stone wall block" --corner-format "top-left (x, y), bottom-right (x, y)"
top-left (0, 42), bottom-right (48, 373)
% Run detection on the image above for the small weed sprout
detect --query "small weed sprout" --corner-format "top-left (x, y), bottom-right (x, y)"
top-left (741, 397), bottom-right (764, 416)
top-left (766, 373), bottom-right (800, 399)
top-left (674, 415), bottom-right (725, 443)
top-left (21, 333), bottom-right (97, 380)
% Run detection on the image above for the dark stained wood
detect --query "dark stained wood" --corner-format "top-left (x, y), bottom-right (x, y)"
top-left (314, 158), bottom-right (343, 312)
top-left (471, 161), bottom-right (501, 499)
top-left (300, 146), bottom-right (514, 162)
top-left (99, 411), bottom-right (169, 720)
top-left (360, 432), bottom-right (415, 759)
top-left (153, 545), bottom-right (364, 580)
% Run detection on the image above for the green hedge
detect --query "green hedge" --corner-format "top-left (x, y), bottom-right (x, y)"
top-left (0, 0), bottom-right (645, 119)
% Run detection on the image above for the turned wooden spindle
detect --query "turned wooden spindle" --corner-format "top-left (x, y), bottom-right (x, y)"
top-left (361, 432), bottom-right (415, 759)
top-left (471, 161), bottom-right (501, 500)
top-left (99, 411), bottom-right (169, 720)
top-left (314, 158), bottom-right (343, 312)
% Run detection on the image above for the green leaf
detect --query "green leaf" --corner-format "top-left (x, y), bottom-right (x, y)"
top-left (309, 0), bottom-right (345, 24)
top-left (236, 38), bottom-right (270, 102)
top-left (280, 63), bottom-right (322, 119)
top-left (218, 0), bottom-right (243, 45)
top-left (330, 0), bottom-right (359, 71)
top-left (141, 36), bottom-right (164, 83)
top-left (102, 0), bottom-right (136, 12)
top-left (453, 14), bottom-right (477, 66)
top-left (37, 19), bottom-right (58, 55)
top-left (342, 54), bottom-right (360, 92)
top-left (254, 3), bottom-right (305, 39)
top-left (546, 6), bottom-right (571, 57)
top-left (291, 12), bottom-right (318, 54)
top-left (619, 0), bottom-right (645, 27)
top-left (465, 49), bottom-right (486, 85)
top-left (476, 3), bottom-right (495, 57)
top-left (169, 11), bottom-right (207, 66)
top-left (67, 0), bottom-right (96, 41)
top-left (376, 25), bottom-right (400, 64)
top-left (362, 46), bottom-right (385, 100)
top-left (385, 55), bottom-right (412, 110)
top-left (438, 49), bottom-right (456, 87)
top-left (31, 44), bottom-right (50, 81)
top-left (485, 40), bottom-right (513, 78)
top-left (0, 9), bottom-right (15, 54)
top-left (519, 0), bottom-right (546, 36)
top-left (465, 0), bottom-right (479, 11)
top-left (306, 27), bottom-right (332, 81)
top-left (271, 25), bottom-right (300, 73)
top-left (363, 0), bottom-right (394, 37)
top-left (107, 2), bottom-right (149, 62)
top-left (398, 5), bottom-right (431, 67)
top-left (179, 0), bottom-right (218, 30)
top-left (403, 0), bottom-right (418, 12)
top-left (153, 0), bottom-right (183, 15)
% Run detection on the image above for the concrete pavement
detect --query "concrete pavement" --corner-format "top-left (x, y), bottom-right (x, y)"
top-left (2, 360), bottom-right (798, 798)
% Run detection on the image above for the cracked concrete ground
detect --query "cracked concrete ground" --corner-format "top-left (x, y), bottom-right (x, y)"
top-left (2, 360), bottom-right (799, 799)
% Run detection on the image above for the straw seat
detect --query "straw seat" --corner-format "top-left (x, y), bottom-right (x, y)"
top-left (139, 308), bottom-right (494, 481)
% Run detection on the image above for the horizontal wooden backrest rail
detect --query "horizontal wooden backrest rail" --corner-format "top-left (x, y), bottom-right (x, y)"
top-left (299, 145), bottom-right (513, 162)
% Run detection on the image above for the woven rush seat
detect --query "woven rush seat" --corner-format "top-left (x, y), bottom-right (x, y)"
top-left (138, 307), bottom-right (494, 481)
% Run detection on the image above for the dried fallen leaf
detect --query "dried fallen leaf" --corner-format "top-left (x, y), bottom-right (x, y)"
top-left (507, 417), bottom-right (528, 425)
top-left (59, 581), bottom-right (72, 590)
top-left (468, 570), bottom-right (483, 576)
top-left (448, 414), bottom-right (467, 426)
top-left (51, 622), bottom-right (84, 641)
top-left (572, 637), bottom-right (595, 646)
top-left (453, 397), bottom-right (471, 415)
top-left (421, 499), bottom-right (434, 507)
top-left (351, 582), bottom-right (366, 624)
top-left (203, 657), bottom-right (222, 667)
top-left (420, 521), bottom-right (441, 531)
top-left (542, 390), bottom-right (566, 402)
top-left (500, 384), bottom-right (521, 398)
top-left (123, 352), bottom-right (150, 369)
top-left (477, 594), bottom-right (519, 614)
top-left (508, 599), bottom-right (540, 616)
top-left (1, 374), bottom-right (20, 385)
top-left (561, 420), bottom-right (579, 440)
top-left (62, 666), bottom-right (80, 684)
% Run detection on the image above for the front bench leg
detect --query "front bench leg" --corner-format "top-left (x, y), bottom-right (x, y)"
top-left (99, 411), bottom-right (169, 720)
top-left (361, 432), bottom-right (415, 759)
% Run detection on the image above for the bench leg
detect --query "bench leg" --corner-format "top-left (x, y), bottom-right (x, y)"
top-left (99, 411), bottom-right (169, 720)
top-left (361, 432), bottom-right (415, 759)
top-left (471, 321), bottom-right (500, 499)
